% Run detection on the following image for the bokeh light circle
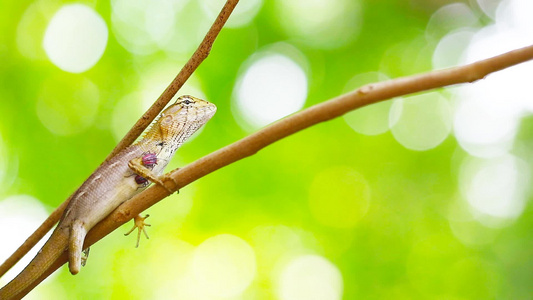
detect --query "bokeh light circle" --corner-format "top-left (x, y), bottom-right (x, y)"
top-left (447, 198), bottom-right (499, 247)
top-left (425, 3), bottom-right (478, 39)
top-left (16, 1), bottom-right (51, 60)
top-left (453, 88), bottom-right (519, 158)
top-left (432, 30), bottom-right (475, 70)
top-left (43, 4), bottom-right (108, 73)
top-left (251, 225), bottom-right (320, 272)
top-left (274, 0), bottom-right (361, 49)
top-left (496, 0), bottom-right (533, 36)
top-left (111, 92), bottom-right (145, 142)
top-left (278, 254), bottom-right (343, 300)
top-left (37, 75), bottom-right (100, 136)
top-left (0, 195), bottom-right (51, 284)
top-left (192, 234), bottom-right (256, 297)
top-left (389, 92), bottom-right (452, 151)
top-left (111, 0), bottom-right (211, 55)
top-left (234, 51), bottom-right (308, 128)
top-left (200, 0), bottom-right (263, 28)
top-left (476, 0), bottom-right (500, 19)
top-left (459, 154), bottom-right (530, 225)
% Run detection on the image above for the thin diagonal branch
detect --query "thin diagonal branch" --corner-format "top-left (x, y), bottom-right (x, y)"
top-left (0, 0), bottom-right (239, 280)
top-left (18, 44), bottom-right (533, 297)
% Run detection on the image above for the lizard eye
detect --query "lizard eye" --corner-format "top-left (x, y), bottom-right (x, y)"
top-left (182, 99), bottom-right (192, 105)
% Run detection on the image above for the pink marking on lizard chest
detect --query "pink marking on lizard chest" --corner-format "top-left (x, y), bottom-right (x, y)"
top-left (142, 153), bottom-right (157, 167)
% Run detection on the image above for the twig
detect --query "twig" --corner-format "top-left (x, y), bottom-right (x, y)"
top-left (0, 0), bottom-right (239, 280)
top-left (16, 44), bottom-right (533, 297)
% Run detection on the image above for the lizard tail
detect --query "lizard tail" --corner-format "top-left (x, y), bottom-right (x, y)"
top-left (0, 228), bottom-right (68, 300)
top-left (68, 219), bottom-right (87, 275)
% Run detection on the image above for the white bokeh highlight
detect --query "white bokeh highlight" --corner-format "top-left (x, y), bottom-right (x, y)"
top-left (453, 85), bottom-right (520, 158)
top-left (191, 234), bottom-right (256, 298)
top-left (234, 52), bottom-right (308, 128)
top-left (274, 0), bottom-right (361, 49)
top-left (277, 255), bottom-right (343, 300)
top-left (201, 0), bottom-right (263, 28)
top-left (496, 0), bottom-right (533, 36)
top-left (250, 225), bottom-right (320, 273)
top-left (43, 4), bottom-right (108, 73)
top-left (432, 30), bottom-right (475, 70)
top-left (459, 155), bottom-right (530, 226)
top-left (389, 92), bottom-right (452, 151)
top-left (476, 0), bottom-right (500, 19)
top-left (0, 195), bottom-right (53, 285)
top-left (425, 3), bottom-right (479, 39)
top-left (111, 0), bottom-right (210, 55)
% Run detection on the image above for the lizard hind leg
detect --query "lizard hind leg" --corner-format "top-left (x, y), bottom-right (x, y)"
top-left (68, 220), bottom-right (88, 275)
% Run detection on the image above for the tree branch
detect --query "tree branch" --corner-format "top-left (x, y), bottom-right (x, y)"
top-left (0, 0), bottom-right (239, 281)
top-left (16, 44), bottom-right (533, 297)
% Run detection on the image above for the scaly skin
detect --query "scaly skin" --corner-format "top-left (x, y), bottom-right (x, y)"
top-left (0, 96), bottom-right (216, 299)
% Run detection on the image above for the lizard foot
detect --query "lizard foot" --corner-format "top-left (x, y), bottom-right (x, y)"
top-left (161, 174), bottom-right (179, 194)
top-left (124, 214), bottom-right (151, 248)
top-left (81, 247), bottom-right (90, 267)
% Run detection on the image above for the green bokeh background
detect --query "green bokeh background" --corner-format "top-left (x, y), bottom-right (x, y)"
top-left (0, 0), bottom-right (532, 299)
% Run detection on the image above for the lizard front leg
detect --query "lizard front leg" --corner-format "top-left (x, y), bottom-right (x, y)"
top-left (126, 154), bottom-right (177, 247)
top-left (128, 155), bottom-right (177, 193)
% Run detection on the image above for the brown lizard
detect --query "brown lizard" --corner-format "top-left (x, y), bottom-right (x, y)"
top-left (0, 95), bottom-right (216, 299)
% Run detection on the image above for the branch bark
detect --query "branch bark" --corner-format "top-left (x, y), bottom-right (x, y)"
top-left (16, 44), bottom-right (533, 297)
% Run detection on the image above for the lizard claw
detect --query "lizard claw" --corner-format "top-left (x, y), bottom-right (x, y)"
top-left (124, 214), bottom-right (151, 248)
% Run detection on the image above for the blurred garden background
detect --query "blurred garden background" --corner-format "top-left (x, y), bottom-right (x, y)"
top-left (0, 0), bottom-right (532, 299)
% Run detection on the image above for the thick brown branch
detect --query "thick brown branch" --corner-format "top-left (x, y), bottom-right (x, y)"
top-left (18, 44), bottom-right (533, 296)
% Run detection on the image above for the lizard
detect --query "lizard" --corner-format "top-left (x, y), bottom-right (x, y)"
top-left (0, 95), bottom-right (216, 299)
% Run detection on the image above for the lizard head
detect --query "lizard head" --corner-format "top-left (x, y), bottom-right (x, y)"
top-left (144, 95), bottom-right (217, 147)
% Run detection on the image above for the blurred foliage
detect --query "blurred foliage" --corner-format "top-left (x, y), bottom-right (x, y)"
top-left (0, 0), bottom-right (532, 299)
